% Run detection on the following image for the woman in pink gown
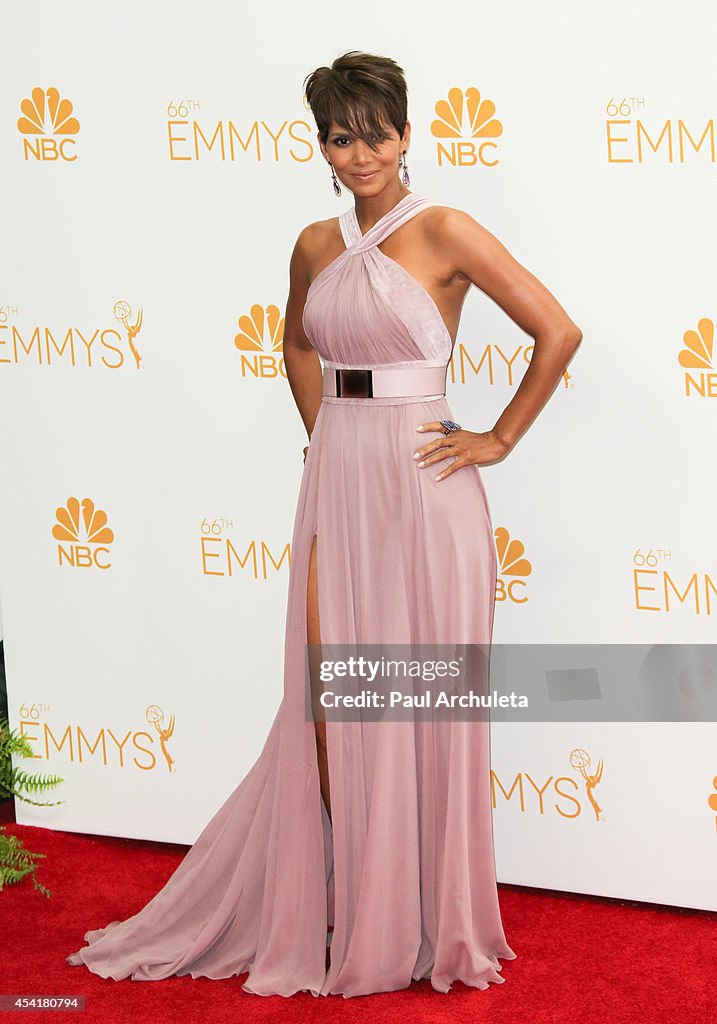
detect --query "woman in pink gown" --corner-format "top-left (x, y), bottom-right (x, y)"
top-left (67, 51), bottom-right (582, 998)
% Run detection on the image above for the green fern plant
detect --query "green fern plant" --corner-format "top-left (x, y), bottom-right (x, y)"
top-left (0, 715), bottom-right (65, 897)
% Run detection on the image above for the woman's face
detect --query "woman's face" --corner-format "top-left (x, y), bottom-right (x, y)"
top-left (320, 118), bottom-right (410, 194)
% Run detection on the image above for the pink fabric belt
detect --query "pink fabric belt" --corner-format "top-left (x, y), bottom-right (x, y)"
top-left (322, 364), bottom-right (447, 399)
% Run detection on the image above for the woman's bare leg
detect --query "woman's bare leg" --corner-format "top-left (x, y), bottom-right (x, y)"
top-left (307, 534), bottom-right (331, 822)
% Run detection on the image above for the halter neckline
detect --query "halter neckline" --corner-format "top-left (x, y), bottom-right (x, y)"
top-left (349, 191), bottom-right (416, 240)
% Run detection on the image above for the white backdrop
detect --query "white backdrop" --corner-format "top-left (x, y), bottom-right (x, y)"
top-left (1, 0), bottom-right (715, 911)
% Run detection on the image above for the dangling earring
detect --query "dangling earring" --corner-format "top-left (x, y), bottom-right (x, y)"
top-left (329, 162), bottom-right (342, 197)
top-left (400, 151), bottom-right (410, 186)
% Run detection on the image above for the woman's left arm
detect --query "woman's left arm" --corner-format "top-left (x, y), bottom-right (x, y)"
top-left (415, 209), bottom-right (583, 477)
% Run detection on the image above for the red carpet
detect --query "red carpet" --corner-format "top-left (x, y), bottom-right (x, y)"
top-left (1, 797), bottom-right (714, 1023)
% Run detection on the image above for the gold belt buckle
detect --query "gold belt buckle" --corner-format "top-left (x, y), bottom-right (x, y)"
top-left (335, 368), bottom-right (373, 398)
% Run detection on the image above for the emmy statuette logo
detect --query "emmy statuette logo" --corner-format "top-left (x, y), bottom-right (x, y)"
top-left (570, 748), bottom-right (604, 822)
top-left (114, 301), bottom-right (144, 369)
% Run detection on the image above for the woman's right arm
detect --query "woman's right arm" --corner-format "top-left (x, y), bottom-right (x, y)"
top-left (283, 226), bottom-right (324, 461)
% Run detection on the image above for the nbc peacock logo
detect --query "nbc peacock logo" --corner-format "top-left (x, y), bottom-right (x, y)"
top-left (495, 527), bottom-right (532, 604)
top-left (708, 775), bottom-right (717, 833)
top-left (52, 497), bottom-right (115, 570)
top-left (431, 87), bottom-right (503, 168)
top-left (17, 86), bottom-right (80, 162)
top-left (678, 317), bottom-right (715, 398)
top-left (234, 303), bottom-right (286, 380)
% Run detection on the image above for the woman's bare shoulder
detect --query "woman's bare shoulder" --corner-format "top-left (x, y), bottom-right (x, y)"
top-left (295, 214), bottom-right (343, 254)
top-left (292, 215), bottom-right (345, 284)
top-left (416, 203), bottom-right (506, 268)
top-left (421, 202), bottom-right (487, 236)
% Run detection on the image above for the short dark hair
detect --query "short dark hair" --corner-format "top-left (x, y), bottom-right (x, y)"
top-left (303, 50), bottom-right (408, 153)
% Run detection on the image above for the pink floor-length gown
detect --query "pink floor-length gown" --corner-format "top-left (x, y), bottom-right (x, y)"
top-left (66, 190), bottom-right (517, 997)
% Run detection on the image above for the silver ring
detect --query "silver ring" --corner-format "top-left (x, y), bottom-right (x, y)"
top-left (440, 419), bottom-right (462, 436)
